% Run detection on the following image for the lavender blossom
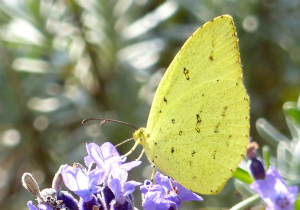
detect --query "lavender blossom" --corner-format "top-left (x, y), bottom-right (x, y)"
top-left (108, 168), bottom-right (141, 204)
top-left (61, 165), bottom-right (104, 202)
top-left (247, 141), bottom-right (266, 180)
top-left (27, 201), bottom-right (52, 210)
top-left (141, 172), bottom-right (203, 210)
top-left (141, 182), bottom-right (178, 210)
top-left (23, 142), bottom-right (144, 210)
top-left (84, 142), bottom-right (141, 182)
top-left (250, 166), bottom-right (299, 210)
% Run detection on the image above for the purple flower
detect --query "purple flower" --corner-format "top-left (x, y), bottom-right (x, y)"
top-left (37, 204), bottom-right (53, 210)
top-left (250, 166), bottom-right (299, 210)
top-left (246, 141), bottom-right (266, 180)
top-left (27, 201), bottom-right (38, 210)
top-left (56, 191), bottom-right (79, 210)
top-left (61, 165), bottom-right (105, 202)
top-left (141, 182), bottom-right (178, 210)
top-left (141, 172), bottom-right (203, 210)
top-left (248, 157), bottom-right (266, 180)
top-left (27, 201), bottom-right (53, 210)
top-left (84, 142), bottom-right (141, 181)
top-left (108, 168), bottom-right (141, 204)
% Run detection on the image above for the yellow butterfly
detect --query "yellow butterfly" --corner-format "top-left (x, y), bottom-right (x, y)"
top-left (132, 15), bottom-right (250, 195)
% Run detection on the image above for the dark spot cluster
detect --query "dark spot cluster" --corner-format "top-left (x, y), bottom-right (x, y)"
top-left (183, 68), bottom-right (190, 80)
top-left (212, 150), bottom-right (216, 159)
top-left (214, 123), bottom-right (220, 133)
top-left (171, 119), bottom-right (175, 124)
top-left (221, 106), bottom-right (228, 117)
top-left (171, 147), bottom-right (175, 154)
top-left (195, 114), bottom-right (202, 133)
top-left (192, 151), bottom-right (196, 157)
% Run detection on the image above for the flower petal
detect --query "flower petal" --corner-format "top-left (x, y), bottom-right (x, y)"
top-left (265, 167), bottom-right (289, 194)
top-left (121, 160), bottom-right (142, 171)
top-left (37, 204), bottom-right (53, 210)
top-left (100, 142), bottom-right (120, 160)
top-left (122, 181), bottom-right (142, 196)
top-left (85, 143), bottom-right (105, 169)
top-left (176, 184), bottom-right (203, 202)
top-left (109, 179), bottom-right (122, 200)
top-left (74, 189), bottom-right (93, 202)
top-left (61, 165), bottom-right (88, 191)
top-left (27, 201), bottom-right (38, 210)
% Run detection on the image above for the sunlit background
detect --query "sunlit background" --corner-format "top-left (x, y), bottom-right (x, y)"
top-left (1, 0), bottom-right (300, 209)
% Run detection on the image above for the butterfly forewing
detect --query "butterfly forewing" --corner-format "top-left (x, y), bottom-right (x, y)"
top-left (143, 15), bottom-right (250, 194)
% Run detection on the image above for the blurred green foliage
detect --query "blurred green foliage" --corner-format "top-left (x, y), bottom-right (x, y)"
top-left (0, 0), bottom-right (300, 209)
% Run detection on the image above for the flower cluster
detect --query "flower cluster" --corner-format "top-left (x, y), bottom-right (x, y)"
top-left (22, 142), bottom-right (142, 210)
top-left (24, 139), bottom-right (299, 210)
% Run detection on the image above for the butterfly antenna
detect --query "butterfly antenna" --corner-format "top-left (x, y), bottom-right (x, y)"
top-left (82, 118), bottom-right (138, 130)
top-left (115, 137), bottom-right (134, 148)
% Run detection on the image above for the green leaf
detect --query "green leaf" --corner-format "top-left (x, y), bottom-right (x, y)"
top-left (233, 167), bottom-right (254, 184)
top-left (283, 102), bottom-right (300, 126)
top-left (262, 145), bottom-right (270, 169)
top-left (295, 198), bottom-right (300, 209)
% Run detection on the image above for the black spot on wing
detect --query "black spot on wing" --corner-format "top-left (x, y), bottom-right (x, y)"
top-left (195, 114), bottom-right (202, 133)
top-left (164, 97), bottom-right (167, 104)
top-left (183, 68), bottom-right (190, 80)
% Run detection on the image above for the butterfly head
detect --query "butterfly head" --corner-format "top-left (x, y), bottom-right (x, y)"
top-left (133, 127), bottom-right (147, 146)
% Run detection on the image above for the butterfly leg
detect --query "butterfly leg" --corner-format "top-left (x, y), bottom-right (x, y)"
top-left (145, 164), bottom-right (156, 193)
top-left (136, 149), bottom-right (145, 161)
top-left (123, 137), bottom-right (141, 157)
